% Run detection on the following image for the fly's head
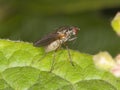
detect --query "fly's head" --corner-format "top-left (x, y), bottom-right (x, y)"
top-left (57, 26), bottom-right (80, 42)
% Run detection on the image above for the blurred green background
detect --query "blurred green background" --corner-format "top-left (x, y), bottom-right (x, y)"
top-left (0, 0), bottom-right (120, 56)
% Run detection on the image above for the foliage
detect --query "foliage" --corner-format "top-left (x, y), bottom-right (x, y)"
top-left (0, 39), bottom-right (119, 90)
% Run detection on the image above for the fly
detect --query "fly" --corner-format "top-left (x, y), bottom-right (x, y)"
top-left (33, 26), bottom-right (80, 71)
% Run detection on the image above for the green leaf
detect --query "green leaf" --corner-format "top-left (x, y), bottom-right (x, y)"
top-left (0, 39), bottom-right (119, 90)
top-left (111, 12), bottom-right (120, 36)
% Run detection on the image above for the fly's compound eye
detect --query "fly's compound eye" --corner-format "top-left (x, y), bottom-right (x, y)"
top-left (72, 27), bottom-right (80, 35)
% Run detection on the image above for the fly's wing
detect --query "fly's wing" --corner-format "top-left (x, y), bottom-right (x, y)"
top-left (33, 33), bottom-right (59, 47)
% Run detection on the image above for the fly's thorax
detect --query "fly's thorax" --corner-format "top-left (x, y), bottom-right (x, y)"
top-left (57, 29), bottom-right (76, 43)
top-left (57, 29), bottom-right (74, 36)
top-left (44, 40), bottom-right (62, 53)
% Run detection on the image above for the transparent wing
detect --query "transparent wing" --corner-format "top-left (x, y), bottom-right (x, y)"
top-left (33, 33), bottom-right (59, 47)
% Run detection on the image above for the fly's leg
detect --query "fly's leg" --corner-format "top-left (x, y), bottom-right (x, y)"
top-left (31, 52), bottom-right (47, 65)
top-left (68, 37), bottom-right (77, 41)
top-left (38, 52), bottom-right (47, 62)
top-left (65, 44), bottom-right (75, 66)
top-left (49, 41), bottom-right (62, 72)
top-left (49, 51), bottom-right (56, 72)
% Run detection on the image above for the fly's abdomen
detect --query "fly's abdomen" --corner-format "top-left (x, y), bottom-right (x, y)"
top-left (45, 40), bottom-right (62, 52)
